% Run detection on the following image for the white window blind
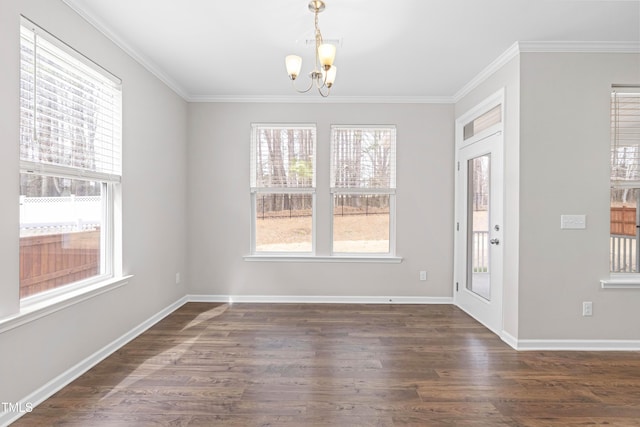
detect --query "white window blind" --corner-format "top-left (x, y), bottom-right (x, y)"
top-left (330, 126), bottom-right (396, 191)
top-left (611, 89), bottom-right (640, 188)
top-left (250, 124), bottom-right (316, 191)
top-left (20, 18), bottom-right (122, 183)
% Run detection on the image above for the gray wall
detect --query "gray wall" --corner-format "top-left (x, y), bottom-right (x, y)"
top-left (518, 52), bottom-right (640, 340)
top-left (0, 0), bottom-right (188, 404)
top-left (187, 102), bottom-right (455, 298)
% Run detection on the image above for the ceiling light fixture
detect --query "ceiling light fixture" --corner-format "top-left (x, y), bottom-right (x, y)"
top-left (285, 0), bottom-right (337, 97)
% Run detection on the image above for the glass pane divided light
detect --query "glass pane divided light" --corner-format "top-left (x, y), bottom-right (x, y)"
top-left (19, 18), bottom-right (121, 299)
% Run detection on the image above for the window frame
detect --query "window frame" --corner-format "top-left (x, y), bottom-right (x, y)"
top-left (18, 16), bottom-right (124, 307)
top-left (249, 123), bottom-right (317, 255)
top-left (603, 86), bottom-right (640, 288)
top-left (329, 125), bottom-right (397, 257)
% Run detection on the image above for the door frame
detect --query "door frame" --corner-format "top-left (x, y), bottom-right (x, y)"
top-left (453, 89), bottom-right (505, 336)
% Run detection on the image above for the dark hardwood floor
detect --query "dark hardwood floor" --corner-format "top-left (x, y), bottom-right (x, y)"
top-left (13, 303), bottom-right (640, 426)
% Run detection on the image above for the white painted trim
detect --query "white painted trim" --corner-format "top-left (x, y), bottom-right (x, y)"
top-left (453, 43), bottom-right (520, 102)
top-left (500, 330), bottom-right (519, 350)
top-left (0, 276), bottom-right (132, 334)
top-left (0, 295), bottom-right (189, 427)
top-left (187, 95), bottom-right (455, 104)
top-left (601, 277), bottom-right (640, 289)
top-left (243, 255), bottom-right (403, 263)
top-left (188, 294), bottom-right (451, 304)
top-left (519, 41), bottom-right (640, 53)
top-left (513, 339), bottom-right (640, 351)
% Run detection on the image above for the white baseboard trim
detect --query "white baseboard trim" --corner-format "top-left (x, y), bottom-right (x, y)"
top-left (512, 339), bottom-right (640, 351)
top-left (500, 330), bottom-right (519, 350)
top-left (187, 294), bottom-right (453, 305)
top-left (1, 295), bottom-right (188, 427)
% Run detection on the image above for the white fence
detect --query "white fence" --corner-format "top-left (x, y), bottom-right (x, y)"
top-left (19, 195), bottom-right (101, 235)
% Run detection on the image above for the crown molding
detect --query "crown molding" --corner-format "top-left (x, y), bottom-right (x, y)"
top-left (453, 41), bottom-right (640, 102)
top-left (518, 41), bottom-right (640, 53)
top-left (453, 42), bottom-right (521, 102)
top-left (62, 0), bottom-right (191, 100)
top-left (187, 95), bottom-right (455, 104)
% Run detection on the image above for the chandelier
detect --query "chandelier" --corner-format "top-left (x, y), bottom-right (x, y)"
top-left (285, 0), bottom-right (337, 97)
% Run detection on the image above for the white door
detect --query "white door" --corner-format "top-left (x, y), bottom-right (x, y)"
top-left (454, 114), bottom-right (504, 335)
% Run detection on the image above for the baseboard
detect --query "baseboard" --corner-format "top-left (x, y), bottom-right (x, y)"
top-left (187, 294), bottom-right (454, 304)
top-left (1, 295), bottom-right (189, 427)
top-left (513, 339), bottom-right (640, 351)
top-left (500, 330), bottom-right (519, 350)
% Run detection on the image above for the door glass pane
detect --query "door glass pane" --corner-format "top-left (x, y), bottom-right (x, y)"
top-left (467, 155), bottom-right (491, 300)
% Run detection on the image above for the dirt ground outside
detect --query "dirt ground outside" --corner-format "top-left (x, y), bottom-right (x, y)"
top-left (256, 213), bottom-right (389, 253)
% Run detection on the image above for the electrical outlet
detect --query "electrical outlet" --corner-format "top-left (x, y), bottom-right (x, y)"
top-left (419, 271), bottom-right (427, 281)
top-left (175, 272), bottom-right (181, 285)
top-left (582, 301), bottom-right (593, 316)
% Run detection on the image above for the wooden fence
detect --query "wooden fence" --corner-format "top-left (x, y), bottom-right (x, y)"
top-left (611, 207), bottom-right (637, 236)
top-left (19, 229), bottom-right (100, 299)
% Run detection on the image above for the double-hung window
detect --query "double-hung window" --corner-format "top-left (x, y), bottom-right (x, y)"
top-left (19, 18), bottom-right (122, 301)
top-left (610, 87), bottom-right (640, 273)
top-left (330, 125), bottom-right (396, 255)
top-left (250, 124), bottom-right (316, 254)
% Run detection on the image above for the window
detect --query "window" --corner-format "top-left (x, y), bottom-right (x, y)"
top-left (250, 124), bottom-right (316, 254)
top-left (610, 87), bottom-right (640, 273)
top-left (19, 18), bottom-right (122, 300)
top-left (330, 126), bottom-right (396, 254)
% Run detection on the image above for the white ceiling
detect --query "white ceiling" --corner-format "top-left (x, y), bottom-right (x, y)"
top-left (62, 0), bottom-right (640, 102)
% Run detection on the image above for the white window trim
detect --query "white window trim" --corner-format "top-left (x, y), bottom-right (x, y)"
top-left (249, 124), bottom-right (317, 255)
top-left (329, 125), bottom-right (397, 257)
top-left (601, 275), bottom-right (640, 289)
top-left (17, 17), bottom-right (126, 307)
top-left (608, 86), bottom-right (640, 282)
top-left (243, 255), bottom-right (402, 263)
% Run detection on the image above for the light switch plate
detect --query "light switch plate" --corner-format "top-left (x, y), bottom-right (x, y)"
top-left (561, 214), bottom-right (586, 229)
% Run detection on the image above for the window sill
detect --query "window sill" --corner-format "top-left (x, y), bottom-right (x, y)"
top-left (243, 255), bottom-right (403, 263)
top-left (0, 275), bottom-right (132, 334)
top-left (600, 276), bottom-right (640, 289)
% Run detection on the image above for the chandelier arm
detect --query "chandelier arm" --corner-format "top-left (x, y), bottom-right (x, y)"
top-left (292, 78), bottom-right (315, 94)
top-left (317, 85), bottom-right (330, 98)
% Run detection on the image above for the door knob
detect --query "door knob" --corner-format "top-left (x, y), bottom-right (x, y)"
top-left (490, 238), bottom-right (500, 245)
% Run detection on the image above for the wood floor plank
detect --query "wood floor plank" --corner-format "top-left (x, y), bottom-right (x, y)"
top-left (11, 303), bottom-right (640, 426)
